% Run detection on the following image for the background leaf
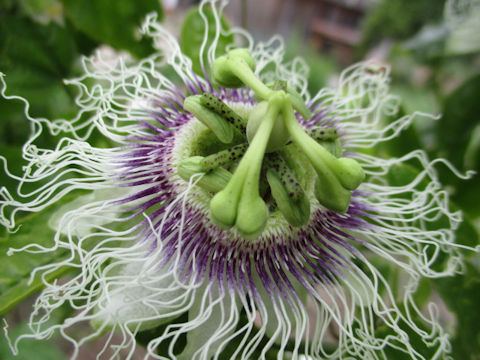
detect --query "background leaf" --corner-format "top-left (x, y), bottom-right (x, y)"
top-left (434, 263), bottom-right (480, 360)
top-left (435, 74), bottom-right (480, 218)
top-left (60, 0), bottom-right (163, 58)
top-left (180, 5), bottom-right (234, 76)
top-left (0, 15), bottom-right (80, 119)
top-left (0, 324), bottom-right (67, 360)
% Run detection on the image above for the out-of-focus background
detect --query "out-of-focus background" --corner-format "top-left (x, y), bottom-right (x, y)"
top-left (1, 0), bottom-right (479, 359)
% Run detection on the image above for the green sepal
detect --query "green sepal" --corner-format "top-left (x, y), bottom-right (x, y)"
top-left (184, 95), bottom-right (234, 144)
top-left (177, 156), bottom-right (232, 193)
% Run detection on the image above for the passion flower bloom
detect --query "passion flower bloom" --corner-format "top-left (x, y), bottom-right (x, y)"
top-left (0, 1), bottom-right (476, 359)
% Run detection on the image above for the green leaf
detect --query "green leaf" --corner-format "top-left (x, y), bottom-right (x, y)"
top-left (434, 262), bottom-right (480, 359)
top-left (0, 99), bottom-right (30, 147)
top-left (438, 74), bottom-right (480, 169)
top-left (385, 162), bottom-right (423, 188)
top-left (136, 312), bottom-right (188, 356)
top-left (436, 74), bottom-right (480, 217)
top-left (180, 5), bottom-right (234, 76)
top-left (60, 0), bottom-right (163, 58)
top-left (0, 324), bottom-right (67, 360)
top-left (0, 15), bottom-right (79, 119)
top-left (0, 196), bottom-right (81, 315)
top-left (375, 314), bottom-right (441, 359)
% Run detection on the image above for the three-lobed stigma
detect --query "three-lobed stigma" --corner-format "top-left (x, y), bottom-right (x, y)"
top-left (179, 48), bottom-right (365, 238)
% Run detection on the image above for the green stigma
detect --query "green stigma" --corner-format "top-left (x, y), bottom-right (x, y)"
top-left (178, 48), bottom-right (365, 239)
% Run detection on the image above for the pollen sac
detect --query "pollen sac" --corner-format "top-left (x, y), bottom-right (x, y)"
top-left (184, 95), bottom-right (234, 143)
top-left (235, 194), bottom-right (269, 239)
top-left (177, 156), bottom-right (232, 193)
top-left (200, 143), bottom-right (248, 172)
top-left (212, 48), bottom-right (255, 88)
top-left (314, 175), bottom-right (352, 213)
top-left (308, 127), bottom-right (342, 157)
top-left (266, 167), bottom-right (310, 228)
top-left (246, 101), bottom-right (289, 153)
top-left (200, 93), bottom-right (246, 133)
top-left (333, 157), bottom-right (365, 191)
top-left (307, 127), bottom-right (338, 141)
top-left (264, 153), bottom-right (303, 201)
top-left (319, 139), bottom-right (343, 158)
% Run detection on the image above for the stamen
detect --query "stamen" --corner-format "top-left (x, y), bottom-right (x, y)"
top-left (200, 143), bottom-right (248, 172)
top-left (265, 154), bottom-right (310, 227)
top-left (184, 95), bottom-right (234, 143)
top-left (178, 156), bottom-right (232, 193)
top-left (281, 98), bottom-right (364, 213)
top-left (307, 127), bottom-right (342, 158)
top-left (200, 93), bottom-right (247, 133)
top-left (307, 127), bottom-right (338, 142)
top-left (264, 153), bottom-right (303, 201)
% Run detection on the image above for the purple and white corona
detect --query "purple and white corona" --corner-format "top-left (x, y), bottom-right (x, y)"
top-left (0, 1), bottom-right (476, 359)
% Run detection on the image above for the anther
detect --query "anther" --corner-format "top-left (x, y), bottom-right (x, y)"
top-left (184, 95), bottom-right (234, 144)
top-left (264, 153), bottom-right (303, 201)
top-left (201, 143), bottom-right (248, 172)
top-left (200, 94), bottom-right (247, 133)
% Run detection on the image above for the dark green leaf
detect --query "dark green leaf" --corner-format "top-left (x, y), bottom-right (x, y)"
top-left (378, 107), bottom-right (423, 159)
top-left (0, 15), bottom-right (79, 119)
top-left (438, 74), bottom-right (480, 169)
top-left (0, 324), bottom-right (67, 360)
top-left (360, 0), bottom-right (444, 54)
top-left (385, 162), bottom-right (422, 187)
top-left (180, 5), bottom-right (234, 76)
top-left (436, 74), bottom-right (480, 217)
top-left (136, 312), bottom-right (188, 356)
top-left (60, 0), bottom-right (163, 58)
top-left (0, 98), bottom-right (30, 146)
top-left (375, 314), bottom-right (441, 359)
top-left (434, 262), bottom-right (480, 359)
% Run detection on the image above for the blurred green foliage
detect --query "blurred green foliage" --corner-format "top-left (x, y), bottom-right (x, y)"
top-left (0, 0), bottom-right (163, 120)
top-left (361, 0), bottom-right (444, 53)
top-left (285, 31), bottom-right (338, 95)
top-left (0, 323), bottom-right (67, 360)
top-left (180, 5), bottom-right (234, 76)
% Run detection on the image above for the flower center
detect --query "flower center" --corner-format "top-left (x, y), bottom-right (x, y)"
top-left (175, 49), bottom-right (365, 240)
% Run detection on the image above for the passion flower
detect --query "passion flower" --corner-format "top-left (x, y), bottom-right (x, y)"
top-left (0, 1), bottom-right (476, 359)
